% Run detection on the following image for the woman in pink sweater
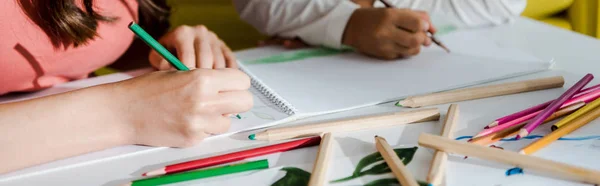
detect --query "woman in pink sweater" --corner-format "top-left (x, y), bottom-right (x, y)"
top-left (0, 0), bottom-right (252, 173)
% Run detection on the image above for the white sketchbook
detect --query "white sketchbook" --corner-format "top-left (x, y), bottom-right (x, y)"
top-left (235, 30), bottom-right (551, 123)
top-left (0, 30), bottom-right (551, 181)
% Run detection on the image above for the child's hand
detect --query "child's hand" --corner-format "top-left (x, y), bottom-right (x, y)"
top-left (149, 25), bottom-right (237, 70)
top-left (342, 8), bottom-right (436, 59)
top-left (111, 68), bottom-right (253, 147)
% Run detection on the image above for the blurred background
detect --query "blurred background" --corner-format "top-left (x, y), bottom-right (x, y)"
top-left (169, 0), bottom-right (600, 51)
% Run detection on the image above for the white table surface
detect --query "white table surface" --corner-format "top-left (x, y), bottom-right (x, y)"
top-left (3, 17), bottom-right (600, 186)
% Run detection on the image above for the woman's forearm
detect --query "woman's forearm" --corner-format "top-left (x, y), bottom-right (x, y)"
top-left (0, 84), bottom-right (132, 174)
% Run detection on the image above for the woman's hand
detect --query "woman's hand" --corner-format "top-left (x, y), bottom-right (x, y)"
top-left (149, 25), bottom-right (237, 70)
top-left (113, 68), bottom-right (253, 147)
top-left (342, 8), bottom-right (436, 59)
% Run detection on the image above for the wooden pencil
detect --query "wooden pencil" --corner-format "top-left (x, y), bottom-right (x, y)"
top-left (396, 76), bottom-right (564, 108)
top-left (473, 101), bottom-right (586, 139)
top-left (427, 104), bottom-right (459, 186)
top-left (552, 94), bottom-right (600, 130)
top-left (518, 74), bottom-right (593, 139)
top-left (249, 108), bottom-right (440, 141)
top-left (418, 133), bottom-right (600, 184)
top-left (520, 100), bottom-right (600, 155)
top-left (486, 83), bottom-right (600, 128)
top-left (375, 136), bottom-right (420, 186)
top-left (469, 102), bottom-right (585, 145)
top-left (308, 133), bottom-right (334, 186)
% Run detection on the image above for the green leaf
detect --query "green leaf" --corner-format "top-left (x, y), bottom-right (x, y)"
top-left (271, 167), bottom-right (311, 186)
top-left (331, 147), bottom-right (418, 183)
top-left (364, 178), bottom-right (430, 186)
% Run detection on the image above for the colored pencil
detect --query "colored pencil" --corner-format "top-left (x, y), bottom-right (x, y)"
top-left (127, 159), bottom-right (268, 186)
top-left (480, 87), bottom-right (600, 137)
top-left (418, 133), bottom-right (600, 184)
top-left (249, 108), bottom-right (440, 141)
top-left (427, 104), bottom-right (459, 186)
top-left (129, 22), bottom-right (189, 71)
top-left (375, 136), bottom-right (420, 186)
top-left (469, 102), bottom-right (585, 145)
top-left (129, 22), bottom-right (240, 119)
top-left (379, 0), bottom-right (450, 53)
top-left (486, 83), bottom-right (600, 128)
top-left (474, 98), bottom-right (590, 138)
top-left (143, 136), bottom-right (321, 177)
top-left (396, 76), bottom-right (564, 108)
top-left (520, 101), bottom-right (600, 155)
top-left (552, 94), bottom-right (600, 130)
top-left (518, 74), bottom-right (593, 139)
top-left (308, 133), bottom-right (334, 186)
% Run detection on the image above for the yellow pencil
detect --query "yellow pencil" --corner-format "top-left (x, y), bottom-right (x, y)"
top-left (375, 136), bottom-right (420, 186)
top-left (469, 102), bottom-right (585, 145)
top-left (308, 133), bottom-right (334, 186)
top-left (520, 103), bottom-right (600, 155)
top-left (552, 97), bottom-right (600, 130)
top-left (427, 104), bottom-right (459, 186)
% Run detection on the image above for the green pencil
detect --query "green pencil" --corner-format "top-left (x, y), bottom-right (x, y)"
top-left (128, 22), bottom-right (240, 119)
top-left (127, 159), bottom-right (269, 186)
top-left (128, 22), bottom-right (189, 71)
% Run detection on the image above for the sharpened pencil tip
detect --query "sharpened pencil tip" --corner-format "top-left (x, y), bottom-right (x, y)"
top-left (248, 134), bottom-right (256, 140)
top-left (142, 173), bottom-right (147, 176)
top-left (395, 102), bottom-right (402, 107)
top-left (236, 114), bottom-right (241, 119)
top-left (428, 184), bottom-right (433, 186)
top-left (515, 135), bottom-right (521, 140)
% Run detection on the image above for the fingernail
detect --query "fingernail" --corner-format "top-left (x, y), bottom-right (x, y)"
top-left (425, 37), bottom-right (432, 46)
top-left (422, 21), bottom-right (430, 31)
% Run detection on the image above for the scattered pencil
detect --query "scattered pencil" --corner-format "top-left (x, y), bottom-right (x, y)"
top-left (308, 133), bottom-right (334, 186)
top-left (143, 136), bottom-right (320, 177)
top-left (375, 136), bottom-right (420, 186)
top-left (474, 101), bottom-right (586, 138)
top-left (520, 98), bottom-right (600, 155)
top-left (518, 74), bottom-right (593, 139)
top-left (486, 83), bottom-right (600, 128)
top-left (469, 102), bottom-right (585, 145)
top-left (127, 159), bottom-right (268, 186)
top-left (552, 93), bottom-right (600, 130)
top-left (427, 104), bottom-right (459, 186)
top-left (418, 133), bottom-right (600, 184)
top-left (396, 76), bottom-right (564, 108)
top-left (249, 108), bottom-right (440, 141)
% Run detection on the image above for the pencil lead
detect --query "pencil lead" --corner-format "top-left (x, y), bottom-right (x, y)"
top-left (248, 134), bottom-right (256, 140)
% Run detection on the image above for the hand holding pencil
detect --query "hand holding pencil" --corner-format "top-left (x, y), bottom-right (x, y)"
top-left (342, 4), bottom-right (443, 59)
top-left (123, 22), bottom-right (253, 148)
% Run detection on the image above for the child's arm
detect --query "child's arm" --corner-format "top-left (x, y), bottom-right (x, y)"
top-left (233, 0), bottom-right (526, 54)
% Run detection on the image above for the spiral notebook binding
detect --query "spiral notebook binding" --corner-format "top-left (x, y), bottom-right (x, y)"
top-left (239, 67), bottom-right (298, 115)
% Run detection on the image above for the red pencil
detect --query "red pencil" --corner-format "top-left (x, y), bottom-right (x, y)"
top-left (142, 136), bottom-right (321, 177)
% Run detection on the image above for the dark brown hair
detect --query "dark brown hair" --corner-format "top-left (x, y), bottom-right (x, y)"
top-left (18, 0), bottom-right (171, 48)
